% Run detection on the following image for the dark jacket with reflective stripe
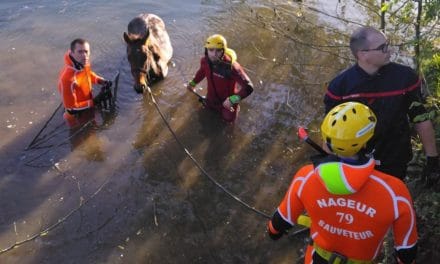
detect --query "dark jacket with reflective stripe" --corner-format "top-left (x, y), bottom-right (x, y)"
top-left (324, 62), bottom-right (427, 168)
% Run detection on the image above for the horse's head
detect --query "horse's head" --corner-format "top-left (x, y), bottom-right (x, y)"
top-left (123, 32), bottom-right (151, 94)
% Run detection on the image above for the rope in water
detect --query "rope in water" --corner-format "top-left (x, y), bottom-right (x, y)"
top-left (26, 103), bottom-right (63, 150)
top-left (143, 85), bottom-right (270, 219)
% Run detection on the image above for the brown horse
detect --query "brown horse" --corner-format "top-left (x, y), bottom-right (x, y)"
top-left (123, 14), bottom-right (173, 93)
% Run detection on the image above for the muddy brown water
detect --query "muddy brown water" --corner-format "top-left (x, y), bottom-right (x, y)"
top-left (0, 0), bottom-right (363, 263)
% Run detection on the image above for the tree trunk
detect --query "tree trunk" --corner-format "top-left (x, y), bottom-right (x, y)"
top-left (415, 0), bottom-right (422, 72)
top-left (380, 0), bottom-right (386, 31)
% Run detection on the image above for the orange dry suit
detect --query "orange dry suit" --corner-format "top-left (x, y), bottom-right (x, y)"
top-left (267, 155), bottom-right (418, 264)
top-left (58, 52), bottom-right (105, 127)
top-left (58, 51), bottom-right (103, 113)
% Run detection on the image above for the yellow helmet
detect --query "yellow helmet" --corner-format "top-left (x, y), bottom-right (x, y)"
top-left (321, 102), bottom-right (376, 157)
top-left (225, 48), bottom-right (237, 64)
top-left (205, 34), bottom-right (227, 49)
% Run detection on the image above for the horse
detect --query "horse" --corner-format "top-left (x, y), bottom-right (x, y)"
top-left (123, 14), bottom-right (173, 93)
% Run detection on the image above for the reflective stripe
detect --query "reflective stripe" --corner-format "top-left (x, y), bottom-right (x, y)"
top-left (370, 175), bottom-right (417, 248)
top-left (66, 105), bottom-right (91, 112)
top-left (285, 184), bottom-right (293, 223)
top-left (396, 196), bottom-right (415, 246)
top-left (325, 78), bottom-right (421, 101)
top-left (297, 169), bottom-right (314, 197)
top-left (369, 175), bottom-right (399, 219)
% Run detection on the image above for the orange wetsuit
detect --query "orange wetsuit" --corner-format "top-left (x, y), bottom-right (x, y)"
top-left (58, 51), bottom-right (103, 113)
top-left (268, 156), bottom-right (417, 263)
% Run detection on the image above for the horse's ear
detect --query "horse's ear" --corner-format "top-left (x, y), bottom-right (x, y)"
top-left (123, 32), bottom-right (131, 44)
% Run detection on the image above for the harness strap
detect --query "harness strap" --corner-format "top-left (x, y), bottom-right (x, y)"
top-left (313, 243), bottom-right (373, 264)
top-left (326, 78), bottom-right (421, 101)
top-left (208, 59), bottom-right (223, 104)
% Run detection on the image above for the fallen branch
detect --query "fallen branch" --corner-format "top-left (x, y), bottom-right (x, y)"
top-left (0, 176), bottom-right (110, 254)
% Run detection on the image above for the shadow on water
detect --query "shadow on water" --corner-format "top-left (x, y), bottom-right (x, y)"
top-left (104, 84), bottom-right (312, 263)
top-left (0, 64), bottom-right (126, 262)
top-left (0, 0), bottom-right (354, 263)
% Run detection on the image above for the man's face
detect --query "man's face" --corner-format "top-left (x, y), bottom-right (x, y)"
top-left (207, 48), bottom-right (223, 62)
top-left (360, 32), bottom-right (391, 67)
top-left (71, 42), bottom-right (90, 65)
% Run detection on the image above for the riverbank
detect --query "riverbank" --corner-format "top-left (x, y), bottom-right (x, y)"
top-left (407, 159), bottom-right (440, 263)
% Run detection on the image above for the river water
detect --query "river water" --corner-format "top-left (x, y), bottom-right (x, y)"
top-left (0, 0), bottom-right (364, 263)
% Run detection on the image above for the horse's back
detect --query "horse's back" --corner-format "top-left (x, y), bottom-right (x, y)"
top-left (146, 14), bottom-right (172, 61)
top-left (128, 13), bottom-right (172, 59)
top-left (127, 14), bottom-right (164, 39)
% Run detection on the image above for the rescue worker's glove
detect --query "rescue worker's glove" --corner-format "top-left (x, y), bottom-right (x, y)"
top-left (423, 156), bottom-right (440, 186)
top-left (394, 244), bottom-right (417, 264)
top-left (98, 79), bottom-right (112, 87)
top-left (188, 80), bottom-right (196, 88)
top-left (268, 211), bottom-right (293, 240)
top-left (229, 95), bottom-right (241, 105)
top-left (186, 81), bottom-right (197, 93)
top-left (268, 230), bottom-right (284, 240)
top-left (267, 221), bottom-right (284, 240)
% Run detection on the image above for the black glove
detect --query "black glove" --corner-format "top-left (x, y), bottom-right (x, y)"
top-left (423, 156), bottom-right (440, 186)
top-left (98, 79), bottom-right (112, 87)
top-left (267, 220), bottom-right (285, 241)
top-left (394, 245), bottom-right (418, 264)
top-left (268, 229), bottom-right (284, 240)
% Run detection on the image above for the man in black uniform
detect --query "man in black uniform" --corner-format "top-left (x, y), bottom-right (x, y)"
top-left (324, 26), bottom-right (439, 183)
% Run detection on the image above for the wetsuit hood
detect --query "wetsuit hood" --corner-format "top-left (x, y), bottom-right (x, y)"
top-left (314, 155), bottom-right (375, 195)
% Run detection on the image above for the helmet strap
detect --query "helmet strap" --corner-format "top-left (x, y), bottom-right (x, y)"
top-left (363, 147), bottom-right (375, 159)
top-left (326, 142), bottom-right (334, 153)
top-left (339, 155), bottom-right (360, 165)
